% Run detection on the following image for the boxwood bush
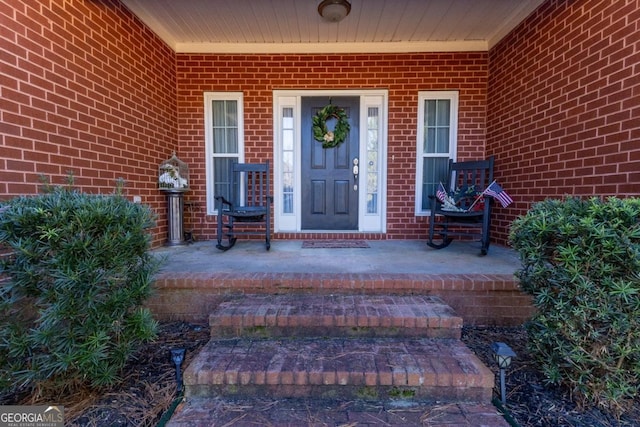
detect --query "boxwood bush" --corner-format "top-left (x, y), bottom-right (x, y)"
top-left (509, 197), bottom-right (640, 416)
top-left (0, 181), bottom-right (159, 392)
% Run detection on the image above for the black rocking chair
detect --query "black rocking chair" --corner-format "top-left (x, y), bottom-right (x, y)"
top-left (427, 156), bottom-right (494, 255)
top-left (215, 161), bottom-right (272, 251)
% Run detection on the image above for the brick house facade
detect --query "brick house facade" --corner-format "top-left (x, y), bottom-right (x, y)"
top-left (2, 0), bottom-right (639, 247)
top-left (488, 0), bottom-right (640, 242)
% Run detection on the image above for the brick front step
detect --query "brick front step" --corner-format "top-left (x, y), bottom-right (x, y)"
top-left (210, 294), bottom-right (463, 339)
top-left (150, 272), bottom-right (532, 326)
top-left (167, 397), bottom-right (510, 427)
top-left (183, 337), bottom-right (494, 402)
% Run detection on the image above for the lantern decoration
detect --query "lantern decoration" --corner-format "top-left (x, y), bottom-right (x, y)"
top-left (159, 153), bottom-right (189, 191)
top-left (159, 153), bottom-right (189, 245)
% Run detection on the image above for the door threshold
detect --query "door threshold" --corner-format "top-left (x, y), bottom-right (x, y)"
top-left (273, 232), bottom-right (386, 240)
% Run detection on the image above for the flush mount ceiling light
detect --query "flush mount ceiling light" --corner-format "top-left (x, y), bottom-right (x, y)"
top-left (318, 0), bottom-right (351, 22)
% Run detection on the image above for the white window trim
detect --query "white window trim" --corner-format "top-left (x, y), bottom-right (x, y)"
top-left (272, 90), bottom-right (388, 233)
top-left (204, 92), bottom-right (244, 215)
top-left (415, 91), bottom-right (459, 215)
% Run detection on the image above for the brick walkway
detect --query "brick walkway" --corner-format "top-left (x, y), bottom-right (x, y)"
top-left (169, 397), bottom-right (510, 426)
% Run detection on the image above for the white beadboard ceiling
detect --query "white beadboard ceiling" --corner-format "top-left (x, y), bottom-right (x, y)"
top-left (120, 0), bottom-right (545, 53)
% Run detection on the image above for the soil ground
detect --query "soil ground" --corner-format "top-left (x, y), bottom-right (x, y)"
top-left (1, 322), bottom-right (638, 426)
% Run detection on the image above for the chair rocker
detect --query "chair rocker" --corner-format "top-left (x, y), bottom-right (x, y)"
top-left (215, 161), bottom-right (272, 251)
top-left (427, 156), bottom-right (494, 255)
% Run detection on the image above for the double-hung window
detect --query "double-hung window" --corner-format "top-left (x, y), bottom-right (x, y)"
top-left (204, 92), bottom-right (244, 213)
top-left (415, 91), bottom-right (458, 214)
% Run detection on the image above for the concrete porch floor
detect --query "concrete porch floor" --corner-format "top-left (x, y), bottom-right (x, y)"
top-left (153, 239), bottom-right (521, 276)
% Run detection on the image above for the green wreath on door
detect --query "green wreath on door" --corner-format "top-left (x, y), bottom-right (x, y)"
top-left (312, 104), bottom-right (350, 149)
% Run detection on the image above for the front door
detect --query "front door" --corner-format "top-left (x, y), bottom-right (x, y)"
top-left (301, 96), bottom-right (360, 230)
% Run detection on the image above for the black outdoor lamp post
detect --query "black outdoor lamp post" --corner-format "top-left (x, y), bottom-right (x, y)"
top-left (170, 348), bottom-right (186, 392)
top-left (491, 342), bottom-right (516, 405)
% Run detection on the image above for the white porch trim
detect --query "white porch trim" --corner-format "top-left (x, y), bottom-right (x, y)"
top-left (272, 89), bottom-right (388, 233)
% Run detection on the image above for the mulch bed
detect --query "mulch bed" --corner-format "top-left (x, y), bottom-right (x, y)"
top-left (1, 322), bottom-right (638, 426)
top-left (0, 322), bottom-right (210, 426)
top-left (461, 326), bottom-right (640, 427)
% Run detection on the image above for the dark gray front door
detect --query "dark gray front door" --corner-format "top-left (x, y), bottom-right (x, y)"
top-left (301, 96), bottom-right (360, 230)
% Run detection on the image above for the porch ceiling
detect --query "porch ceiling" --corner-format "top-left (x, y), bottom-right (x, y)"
top-left (120, 0), bottom-right (545, 53)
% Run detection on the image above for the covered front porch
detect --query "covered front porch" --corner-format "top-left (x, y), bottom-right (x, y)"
top-left (153, 238), bottom-right (529, 425)
top-left (148, 239), bottom-right (533, 327)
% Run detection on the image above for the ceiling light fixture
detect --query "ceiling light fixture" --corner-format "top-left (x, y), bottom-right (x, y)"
top-left (318, 0), bottom-right (351, 23)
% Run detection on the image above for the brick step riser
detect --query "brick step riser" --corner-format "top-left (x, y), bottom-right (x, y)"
top-left (185, 384), bottom-right (493, 403)
top-left (212, 325), bottom-right (460, 339)
top-left (151, 273), bottom-right (531, 326)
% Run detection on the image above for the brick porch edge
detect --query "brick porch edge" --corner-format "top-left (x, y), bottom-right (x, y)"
top-left (148, 272), bottom-right (534, 326)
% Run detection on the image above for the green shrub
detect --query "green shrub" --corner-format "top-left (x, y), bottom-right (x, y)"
top-left (509, 197), bottom-right (640, 416)
top-left (0, 181), bottom-right (159, 392)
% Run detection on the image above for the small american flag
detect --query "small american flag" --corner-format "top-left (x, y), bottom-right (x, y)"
top-left (483, 180), bottom-right (513, 208)
top-left (436, 182), bottom-right (448, 203)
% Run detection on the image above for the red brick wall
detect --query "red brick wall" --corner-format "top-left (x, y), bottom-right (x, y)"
top-left (487, 0), bottom-right (640, 245)
top-left (7, 0), bottom-right (635, 247)
top-left (176, 53), bottom-right (488, 240)
top-left (0, 0), bottom-right (177, 246)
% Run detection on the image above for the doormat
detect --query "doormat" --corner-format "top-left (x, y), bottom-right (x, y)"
top-left (302, 240), bottom-right (370, 249)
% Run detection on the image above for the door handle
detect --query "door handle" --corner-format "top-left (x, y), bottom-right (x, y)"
top-left (352, 158), bottom-right (359, 191)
